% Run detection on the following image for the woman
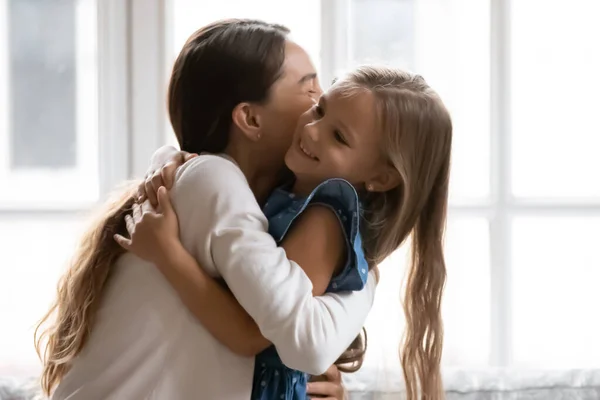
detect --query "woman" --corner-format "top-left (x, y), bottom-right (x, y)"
top-left (37, 19), bottom-right (376, 400)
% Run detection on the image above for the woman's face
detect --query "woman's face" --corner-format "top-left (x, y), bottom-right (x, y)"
top-left (256, 40), bottom-right (323, 166)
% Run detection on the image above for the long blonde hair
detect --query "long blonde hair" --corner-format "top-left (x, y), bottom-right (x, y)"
top-left (338, 66), bottom-right (452, 399)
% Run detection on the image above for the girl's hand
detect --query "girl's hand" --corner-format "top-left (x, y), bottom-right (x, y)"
top-left (115, 186), bottom-right (181, 265)
top-left (307, 365), bottom-right (347, 400)
top-left (139, 149), bottom-right (197, 206)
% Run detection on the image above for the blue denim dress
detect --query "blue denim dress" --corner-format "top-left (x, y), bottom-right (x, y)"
top-left (251, 178), bottom-right (369, 400)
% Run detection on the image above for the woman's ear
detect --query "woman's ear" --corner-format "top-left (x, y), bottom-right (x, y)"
top-left (232, 102), bottom-right (262, 141)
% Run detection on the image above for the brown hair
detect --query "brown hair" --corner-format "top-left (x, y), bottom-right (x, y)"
top-left (335, 327), bottom-right (368, 373)
top-left (337, 66), bottom-right (452, 399)
top-left (35, 19), bottom-right (291, 396)
top-left (168, 19), bottom-right (289, 153)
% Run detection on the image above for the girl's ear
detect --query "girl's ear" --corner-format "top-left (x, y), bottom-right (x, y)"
top-left (366, 166), bottom-right (401, 193)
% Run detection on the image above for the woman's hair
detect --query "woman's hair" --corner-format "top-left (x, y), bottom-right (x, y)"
top-left (34, 19), bottom-right (291, 396)
top-left (337, 66), bottom-right (453, 399)
top-left (168, 19), bottom-right (289, 153)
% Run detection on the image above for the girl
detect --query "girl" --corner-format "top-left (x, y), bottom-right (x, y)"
top-left (123, 65), bottom-right (452, 400)
top-left (35, 20), bottom-right (376, 400)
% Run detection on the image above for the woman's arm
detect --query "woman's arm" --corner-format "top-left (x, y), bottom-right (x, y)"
top-left (147, 208), bottom-right (346, 357)
top-left (124, 155), bottom-right (377, 374)
top-left (120, 188), bottom-right (355, 358)
top-left (177, 156), bottom-right (377, 374)
top-left (118, 191), bottom-right (271, 357)
top-left (152, 238), bottom-right (271, 357)
top-left (130, 150), bottom-right (359, 359)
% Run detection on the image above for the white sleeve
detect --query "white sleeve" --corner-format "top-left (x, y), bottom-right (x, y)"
top-left (171, 155), bottom-right (376, 375)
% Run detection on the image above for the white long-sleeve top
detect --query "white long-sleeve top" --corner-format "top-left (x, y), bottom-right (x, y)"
top-left (52, 154), bottom-right (377, 400)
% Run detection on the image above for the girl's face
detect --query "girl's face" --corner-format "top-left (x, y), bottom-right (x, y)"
top-left (284, 84), bottom-right (389, 192)
top-left (255, 40), bottom-right (322, 166)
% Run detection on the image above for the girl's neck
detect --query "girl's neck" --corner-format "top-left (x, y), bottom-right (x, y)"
top-left (291, 177), bottom-right (319, 197)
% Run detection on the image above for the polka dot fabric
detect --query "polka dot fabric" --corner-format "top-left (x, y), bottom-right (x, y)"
top-left (252, 179), bottom-right (368, 399)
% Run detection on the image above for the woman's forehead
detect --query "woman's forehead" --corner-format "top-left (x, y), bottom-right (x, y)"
top-left (281, 40), bottom-right (318, 81)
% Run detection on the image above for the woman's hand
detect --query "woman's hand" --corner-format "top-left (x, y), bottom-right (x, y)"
top-left (139, 148), bottom-right (197, 206)
top-left (307, 365), bottom-right (347, 400)
top-left (115, 187), bottom-right (181, 266)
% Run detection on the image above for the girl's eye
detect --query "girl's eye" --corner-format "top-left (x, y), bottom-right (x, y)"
top-left (334, 130), bottom-right (347, 145)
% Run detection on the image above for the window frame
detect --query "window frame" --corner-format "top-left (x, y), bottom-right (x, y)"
top-left (3, 0), bottom-right (599, 374)
top-left (324, 0), bottom-right (600, 369)
top-left (0, 0), bottom-right (169, 212)
top-left (0, 0), bottom-right (101, 209)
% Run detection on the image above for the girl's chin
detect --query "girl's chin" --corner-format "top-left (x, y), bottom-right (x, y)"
top-left (285, 153), bottom-right (316, 176)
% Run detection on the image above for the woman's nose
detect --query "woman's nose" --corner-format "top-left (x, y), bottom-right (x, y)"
top-left (313, 79), bottom-right (324, 98)
top-left (308, 80), bottom-right (323, 103)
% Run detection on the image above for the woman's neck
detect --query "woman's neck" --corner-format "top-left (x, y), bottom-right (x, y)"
top-left (224, 145), bottom-right (284, 206)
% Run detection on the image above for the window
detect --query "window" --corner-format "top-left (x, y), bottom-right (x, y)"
top-left (2, 0), bottom-right (598, 391)
top-left (0, 215), bottom-right (84, 377)
top-left (170, 0), bottom-right (600, 383)
top-left (0, 0), bottom-right (99, 208)
top-left (330, 0), bottom-right (600, 383)
top-left (510, 0), bottom-right (600, 199)
top-left (0, 0), bottom-right (125, 377)
top-left (171, 0), bottom-right (322, 74)
top-left (331, 0), bottom-right (494, 377)
top-left (508, 0), bottom-right (600, 367)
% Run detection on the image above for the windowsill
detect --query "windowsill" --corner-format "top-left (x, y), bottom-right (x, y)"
top-left (344, 367), bottom-right (600, 395)
top-left (2, 366), bottom-right (600, 399)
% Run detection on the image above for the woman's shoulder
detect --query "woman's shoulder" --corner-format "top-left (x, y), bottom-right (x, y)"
top-left (176, 153), bottom-right (246, 184)
top-left (173, 153), bottom-right (252, 196)
top-left (171, 153), bottom-right (258, 212)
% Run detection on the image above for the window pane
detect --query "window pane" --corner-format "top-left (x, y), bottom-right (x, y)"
top-left (512, 216), bottom-right (600, 368)
top-left (0, 216), bottom-right (85, 377)
top-left (350, 0), bottom-right (415, 69)
top-left (349, 0), bottom-right (491, 202)
top-left (0, 0), bottom-right (99, 205)
top-left (442, 216), bottom-right (490, 366)
top-left (511, 0), bottom-right (600, 198)
top-left (357, 215), bottom-right (491, 383)
top-left (172, 1), bottom-right (321, 72)
top-left (9, 0), bottom-right (77, 169)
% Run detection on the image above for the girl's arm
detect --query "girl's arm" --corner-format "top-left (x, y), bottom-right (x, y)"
top-left (121, 155), bottom-right (377, 375)
top-left (138, 145), bottom-right (197, 205)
